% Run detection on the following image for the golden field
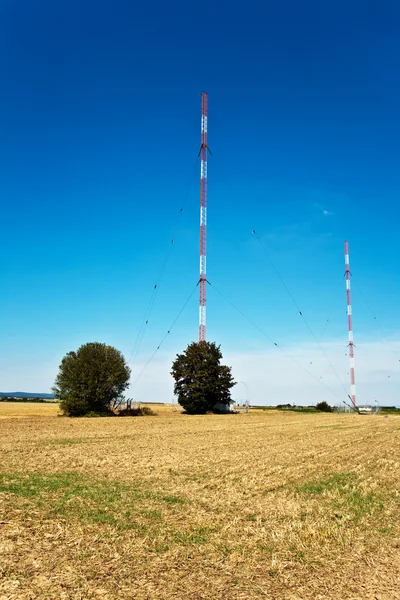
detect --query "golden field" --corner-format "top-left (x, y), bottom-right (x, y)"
top-left (0, 403), bottom-right (399, 599)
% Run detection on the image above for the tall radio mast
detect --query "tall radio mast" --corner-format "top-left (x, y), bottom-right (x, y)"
top-left (199, 92), bottom-right (209, 341)
top-left (344, 241), bottom-right (356, 408)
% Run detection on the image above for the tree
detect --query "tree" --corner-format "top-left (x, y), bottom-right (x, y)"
top-left (316, 401), bottom-right (333, 413)
top-left (53, 343), bottom-right (131, 416)
top-left (171, 341), bottom-right (236, 414)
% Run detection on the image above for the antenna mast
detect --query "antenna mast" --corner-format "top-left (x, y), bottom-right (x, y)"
top-left (199, 92), bottom-right (208, 341)
top-left (344, 241), bottom-right (356, 409)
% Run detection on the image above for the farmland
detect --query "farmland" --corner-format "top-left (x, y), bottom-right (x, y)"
top-left (0, 403), bottom-right (399, 599)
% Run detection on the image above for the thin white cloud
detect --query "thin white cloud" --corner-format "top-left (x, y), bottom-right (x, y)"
top-left (313, 201), bottom-right (334, 217)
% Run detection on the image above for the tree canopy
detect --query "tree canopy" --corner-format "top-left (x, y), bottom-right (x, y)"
top-left (316, 401), bottom-right (333, 413)
top-left (171, 341), bottom-right (236, 414)
top-left (54, 342), bottom-right (131, 416)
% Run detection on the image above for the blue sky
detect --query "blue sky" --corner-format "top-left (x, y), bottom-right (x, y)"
top-left (1, 0), bottom-right (399, 405)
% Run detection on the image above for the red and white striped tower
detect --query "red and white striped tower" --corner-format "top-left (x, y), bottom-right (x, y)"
top-left (199, 92), bottom-right (208, 341)
top-left (344, 241), bottom-right (356, 408)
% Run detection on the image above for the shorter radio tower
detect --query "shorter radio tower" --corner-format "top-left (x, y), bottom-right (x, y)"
top-left (344, 241), bottom-right (356, 409)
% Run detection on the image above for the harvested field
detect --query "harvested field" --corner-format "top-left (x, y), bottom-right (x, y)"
top-left (0, 402), bottom-right (59, 419)
top-left (0, 405), bottom-right (399, 599)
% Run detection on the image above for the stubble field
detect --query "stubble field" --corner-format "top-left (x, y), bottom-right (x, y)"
top-left (0, 403), bottom-right (399, 600)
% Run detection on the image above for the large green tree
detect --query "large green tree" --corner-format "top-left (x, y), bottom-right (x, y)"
top-left (171, 341), bottom-right (236, 414)
top-left (54, 343), bottom-right (131, 416)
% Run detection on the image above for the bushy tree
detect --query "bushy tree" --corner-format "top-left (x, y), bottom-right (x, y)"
top-left (316, 401), bottom-right (333, 413)
top-left (53, 343), bottom-right (131, 416)
top-left (171, 341), bottom-right (236, 414)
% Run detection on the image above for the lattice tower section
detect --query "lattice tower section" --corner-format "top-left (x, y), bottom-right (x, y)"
top-left (199, 92), bottom-right (208, 341)
top-left (344, 241), bottom-right (356, 408)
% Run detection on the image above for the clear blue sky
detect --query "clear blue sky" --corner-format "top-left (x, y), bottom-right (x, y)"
top-left (1, 0), bottom-right (399, 405)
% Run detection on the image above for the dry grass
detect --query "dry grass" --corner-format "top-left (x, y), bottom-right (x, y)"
top-left (0, 402), bottom-right (60, 419)
top-left (0, 405), bottom-right (399, 599)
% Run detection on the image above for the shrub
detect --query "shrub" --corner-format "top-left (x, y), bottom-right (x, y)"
top-left (117, 406), bottom-right (157, 417)
top-left (316, 401), bottom-right (333, 413)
